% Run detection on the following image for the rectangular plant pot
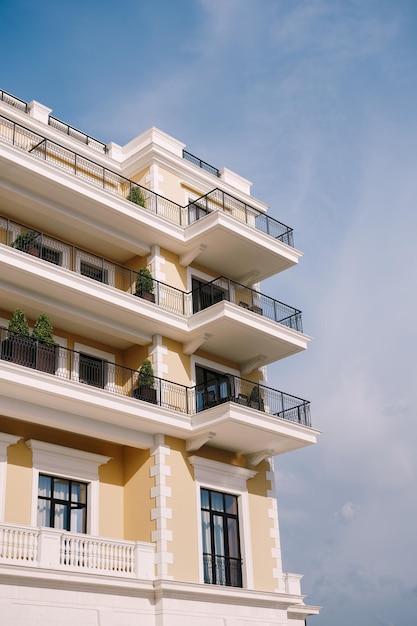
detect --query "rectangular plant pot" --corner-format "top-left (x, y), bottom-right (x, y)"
top-left (135, 290), bottom-right (156, 303)
top-left (133, 386), bottom-right (158, 404)
top-left (35, 342), bottom-right (58, 374)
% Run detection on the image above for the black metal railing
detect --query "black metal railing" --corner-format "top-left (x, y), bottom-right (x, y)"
top-left (1, 216), bottom-right (302, 329)
top-left (0, 89), bottom-right (28, 113)
top-left (48, 116), bottom-right (107, 154)
top-left (0, 328), bottom-right (311, 426)
top-left (203, 553), bottom-right (242, 587)
top-left (191, 276), bottom-right (302, 332)
top-left (192, 374), bottom-right (311, 425)
top-left (0, 327), bottom-right (190, 411)
top-left (188, 189), bottom-right (293, 245)
top-left (183, 149), bottom-right (220, 177)
top-left (0, 114), bottom-right (295, 242)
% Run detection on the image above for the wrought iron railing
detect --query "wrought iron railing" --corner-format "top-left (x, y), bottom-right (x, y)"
top-left (188, 189), bottom-right (293, 245)
top-left (203, 553), bottom-right (242, 587)
top-left (0, 114), bottom-right (295, 242)
top-left (0, 89), bottom-right (28, 113)
top-left (49, 115), bottom-right (107, 154)
top-left (183, 149), bottom-right (220, 177)
top-left (0, 216), bottom-right (302, 328)
top-left (0, 327), bottom-right (311, 425)
top-left (192, 276), bottom-right (302, 332)
top-left (193, 375), bottom-right (311, 425)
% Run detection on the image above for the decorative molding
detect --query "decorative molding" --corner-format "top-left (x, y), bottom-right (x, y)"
top-left (148, 335), bottom-right (168, 379)
top-left (240, 354), bottom-right (267, 375)
top-left (150, 434), bottom-right (173, 579)
top-left (245, 449), bottom-right (274, 467)
top-left (266, 459), bottom-right (284, 592)
top-left (147, 244), bottom-right (166, 283)
top-left (179, 244), bottom-right (207, 268)
top-left (26, 440), bottom-right (111, 535)
top-left (183, 333), bottom-right (212, 356)
top-left (185, 432), bottom-right (216, 452)
top-left (188, 456), bottom-right (257, 492)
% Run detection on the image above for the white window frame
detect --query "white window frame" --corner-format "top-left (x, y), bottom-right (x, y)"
top-left (39, 235), bottom-right (71, 268)
top-left (76, 251), bottom-right (115, 287)
top-left (26, 440), bottom-right (110, 535)
top-left (188, 455), bottom-right (256, 589)
top-left (72, 342), bottom-right (116, 392)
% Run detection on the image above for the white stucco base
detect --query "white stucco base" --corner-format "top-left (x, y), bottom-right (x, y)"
top-left (0, 571), bottom-right (319, 626)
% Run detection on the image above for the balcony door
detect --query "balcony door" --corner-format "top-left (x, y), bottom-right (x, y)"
top-left (195, 365), bottom-right (233, 411)
top-left (192, 278), bottom-right (226, 313)
top-left (201, 488), bottom-right (242, 587)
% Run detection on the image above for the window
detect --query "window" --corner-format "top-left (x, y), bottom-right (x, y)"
top-left (189, 456), bottom-right (256, 589)
top-left (73, 343), bottom-right (115, 392)
top-left (195, 365), bottom-right (233, 411)
top-left (26, 440), bottom-right (111, 536)
top-left (80, 260), bottom-right (108, 283)
top-left (79, 352), bottom-right (107, 388)
top-left (192, 277), bottom-right (227, 314)
top-left (201, 488), bottom-right (242, 587)
top-left (76, 252), bottom-right (115, 286)
top-left (37, 474), bottom-right (87, 533)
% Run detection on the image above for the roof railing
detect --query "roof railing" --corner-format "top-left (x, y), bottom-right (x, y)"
top-left (0, 89), bottom-right (28, 113)
top-left (183, 149), bottom-right (220, 177)
top-left (0, 113), bottom-right (294, 244)
top-left (48, 115), bottom-right (107, 154)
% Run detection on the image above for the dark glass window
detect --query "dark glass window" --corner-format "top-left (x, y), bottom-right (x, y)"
top-left (200, 488), bottom-right (242, 587)
top-left (192, 278), bottom-right (226, 313)
top-left (80, 260), bottom-right (108, 284)
top-left (195, 365), bottom-right (233, 411)
top-left (40, 246), bottom-right (62, 266)
top-left (37, 474), bottom-right (87, 533)
top-left (79, 353), bottom-right (107, 388)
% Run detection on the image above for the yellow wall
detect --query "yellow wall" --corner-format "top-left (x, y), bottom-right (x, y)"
top-left (123, 447), bottom-right (155, 543)
top-left (158, 167), bottom-right (184, 205)
top-left (248, 461), bottom-right (277, 591)
top-left (160, 248), bottom-right (188, 291)
top-left (165, 437), bottom-right (199, 582)
top-left (4, 439), bottom-right (32, 525)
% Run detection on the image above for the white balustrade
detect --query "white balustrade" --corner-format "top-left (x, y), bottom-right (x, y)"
top-left (0, 523), bottom-right (155, 579)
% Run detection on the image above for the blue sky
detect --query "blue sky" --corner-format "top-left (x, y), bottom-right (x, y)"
top-left (1, 1), bottom-right (417, 624)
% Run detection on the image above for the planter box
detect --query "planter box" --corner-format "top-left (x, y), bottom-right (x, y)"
top-left (35, 342), bottom-right (57, 374)
top-left (133, 386), bottom-right (157, 404)
top-left (135, 290), bottom-right (156, 303)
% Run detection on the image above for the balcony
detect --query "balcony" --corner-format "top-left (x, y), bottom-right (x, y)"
top-left (0, 523), bottom-right (155, 579)
top-left (0, 216), bottom-right (308, 363)
top-left (0, 328), bottom-right (317, 456)
top-left (0, 113), bottom-right (301, 281)
top-left (0, 327), bottom-right (310, 424)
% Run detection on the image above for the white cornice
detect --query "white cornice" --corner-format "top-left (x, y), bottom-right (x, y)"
top-left (26, 439), bottom-right (111, 480)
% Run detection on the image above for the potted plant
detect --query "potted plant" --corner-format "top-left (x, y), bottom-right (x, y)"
top-left (32, 313), bottom-right (57, 374)
top-left (133, 359), bottom-right (157, 404)
top-left (126, 185), bottom-right (146, 207)
top-left (135, 267), bottom-right (155, 303)
top-left (1, 308), bottom-right (34, 366)
top-left (249, 384), bottom-right (265, 411)
top-left (11, 229), bottom-right (41, 256)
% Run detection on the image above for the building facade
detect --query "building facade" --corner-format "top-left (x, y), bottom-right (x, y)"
top-left (0, 89), bottom-right (320, 625)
